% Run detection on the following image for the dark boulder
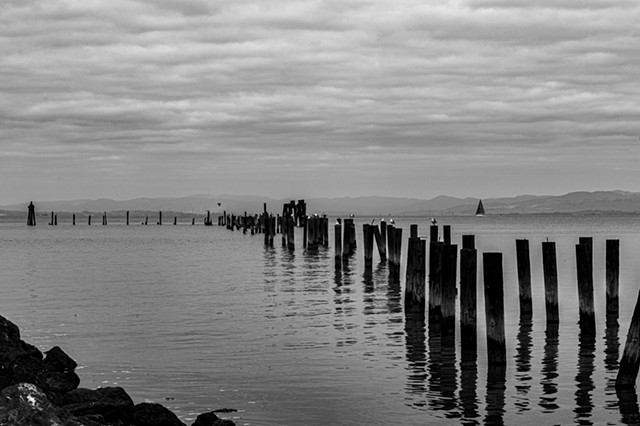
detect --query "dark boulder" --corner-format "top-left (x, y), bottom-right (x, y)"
top-left (62, 387), bottom-right (134, 424)
top-left (0, 382), bottom-right (104, 426)
top-left (132, 402), bottom-right (186, 426)
top-left (191, 411), bottom-right (236, 426)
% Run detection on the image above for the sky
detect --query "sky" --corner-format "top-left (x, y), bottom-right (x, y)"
top-left (1, 0), bottom-right (639, 205)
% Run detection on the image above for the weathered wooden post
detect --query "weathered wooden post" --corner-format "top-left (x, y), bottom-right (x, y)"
top-left (335, 220), bottom-right (342, 268)
top-left (363, 224), bottom-right (374, 268)
top-left (374, 221), bottom-right (387, 262)
top-left (287, 215), bottom-right (295, 250)
top-left (88, 215), bottom-right (92, 226)
top-left (443, 225), bottom-right (451, 245)
top-left (343, 218), bottom-right (352, 257)
top-left (441, 243), bottom-right (458, 340)
top-left (303, 216), bottom-right (308, 248)
top-left (404, 226), bottom-right (426, 316)
top-left (50, 211), bottom-right (54, 226)
top-left (576, 242), bottom-right (596, 335)
top-left (192, 218), bottom-right (195, 226)
top-left (616, 288), bottom-right (640, 388)
top-left (54, 214), bottom-right (57, 226)
top-left (516, 239), bottom-right (533, 319)
top-left (174, 217), bottom-right (177, 225)
top-left (72, 214), bottom-right (76, 226)
top-left (270, 215), bottom-right (276, 246)
top-left (483, 252), bottom-right (507, 366)
top-left (542, 241), bottom-right (559, 324)
top-left (460, 235), bottom-right (477, 356)
top-left (27, 202), bottom-right (37, 226)
top-left (102, 212), bottom-right (107, 226)
top-left (606, 239), bottom-right (620, 318)
top-left (126, 211), bottom-right (129, 226)
top-left (323, 216), bottom-right (329, 247)
top-left (144, 216), bottom-right (148, 226)
top-left (385, 224), bottom-right (395, 264)
top-left (428, 225), bottom-right (442, 324)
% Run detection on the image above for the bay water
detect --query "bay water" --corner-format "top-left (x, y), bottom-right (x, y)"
top-left (2, 214), bottom-right (640, 425)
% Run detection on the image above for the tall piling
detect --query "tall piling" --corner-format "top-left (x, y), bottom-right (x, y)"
top-left (460, 236), bottom-right (477, 357)
top-left (334, 220), bottom-right (342, 268)
top-left (404, 228), bottom-right (426, 316)
top-left (363, 224), bottom-right (374, 268)
top-left (542, 241), bottom-right (559, 324)
top-left (516, 239), bottom-right (533, 319)
top-left (616, 288), bottom-right (640, 388)
top-left (441, 243), bottom-right (458, 341)
top-left (576, 242), bottom-right (596, 335)
top-left (443, 225), bottom-right (451, 245)
top-left (606, 239), bottom-right (620, 318)
top-left (483, 252), bottom-right (507, 366)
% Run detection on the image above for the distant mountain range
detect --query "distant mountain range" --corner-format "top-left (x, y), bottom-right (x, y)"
top-left (2, 190), bottom-right (640, 216)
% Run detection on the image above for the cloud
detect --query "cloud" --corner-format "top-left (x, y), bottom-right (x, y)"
top-left (0, 0), bottom-right (639, 203)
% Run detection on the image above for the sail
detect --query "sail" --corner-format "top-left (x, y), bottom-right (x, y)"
top-left (475, 200), bottom-right (485, 216)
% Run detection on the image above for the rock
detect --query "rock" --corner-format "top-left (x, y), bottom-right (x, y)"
top-left (62, 387), bottom-right (134, 424)
top-left (132, 402), bottom-right (186, 426)
top-left (0, 382), bottom-right (104, 426)
top-left (191, 411), bottom-right (236, 426)
top-left (44, 346), bottom-right (78, 372)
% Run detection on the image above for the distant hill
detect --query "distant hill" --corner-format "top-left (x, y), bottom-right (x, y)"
top-left (3, 190), bottom-right (640, 216)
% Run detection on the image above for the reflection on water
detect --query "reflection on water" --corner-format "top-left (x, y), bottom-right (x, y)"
top-left (486, 365), bottom-right (507, 425)
top-left (574, 331), bottom-right (596, 424)
top-left (515, 318), bottom-right (533, 414)
top-left (540, 324), bottom-right (560, 412)
top-left (405, 313), bottom-right (427, 402)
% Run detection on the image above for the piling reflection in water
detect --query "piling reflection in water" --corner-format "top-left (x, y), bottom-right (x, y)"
top-left (515, 318), bottom-right (533, 414)
top-left (540, 324), bottom-right (560, 412)
top-left (459, 343), bottom-right (479, 425)
top-left (485, 365), bottom-right (507, 425)
top-left (605, 314), bottom-right (621, 411)
top-left (617, 387), bottom-right (640, 425)
top-left (574, 331), bottom-right (596, 423)
top-left (404, 312), bottom-right (427, 403)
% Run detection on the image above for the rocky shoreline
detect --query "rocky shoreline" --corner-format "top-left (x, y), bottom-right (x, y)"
top-left (0, 315), bottom-right (236, 426)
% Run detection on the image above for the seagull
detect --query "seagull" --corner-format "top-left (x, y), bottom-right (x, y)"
top-left (217, 202), bottom-right (221, 206)
top-left (430, 217), bottom-right (437, 225)
top-left (389, 218), bottom-right (395, 224)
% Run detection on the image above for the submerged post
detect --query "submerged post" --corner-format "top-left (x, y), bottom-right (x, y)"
top-left (617, 288), bottom-right (640, 388)
top-left (27, 202), bottom-right (36, 226)
top-left (606, 239), bottom-right (620, 318)
top-left (516, 239), bottom-right (533, 318)
top-left (542, 241), bottom-right (559, 324)
top-left (576, 242), bottom-right (596, 335)
top-left (483, 252), bottom-right (506, 366)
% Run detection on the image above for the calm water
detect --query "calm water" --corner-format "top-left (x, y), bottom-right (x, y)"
top-left (2, 214), bottom-right (640, 425)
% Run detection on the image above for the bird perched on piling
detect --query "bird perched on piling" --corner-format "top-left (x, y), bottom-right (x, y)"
top-left (430, 217), bottom-right (437, 225)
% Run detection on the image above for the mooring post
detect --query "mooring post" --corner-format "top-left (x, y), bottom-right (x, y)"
top-left (483, 252), bottom-right (507, 366)
top-left (441, 243), bottom-right (458, 340)
top-left (335, 220), bottom-right (342, 268)
top-left (576, 242), bottom-right (596, 335)
top-left (516, 239), bottom-right (533, 319)
top-left (363, 224), bottom-right (374, 268)
top-left (616, 287), bottom-right (640, 388)
top-left (542, 241), bottom-right (559, 324)
top-left (404, 228), bottom-right (426, 316)
top-left (606, 239), bottom-right (620, 318)
top-left (460, 236), bottom-right (477, 355)
top-left (443, 225), bottom-right (451, 245)
top-left (287, 215), bottom-right (295, 250)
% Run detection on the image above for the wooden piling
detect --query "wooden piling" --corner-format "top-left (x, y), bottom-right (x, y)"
top-left (335, 221), bottom-right (342, 267)
top-left (542, 241), bottom-right (559, 324)
top-left (126, 211), bottom-right (129, 226)
top-left (72, 214), bottom-right (75, 226)
top-left (443, 225), bottom-right (451, 245)
top-left (460, 240), bottom-right (477, 355)
top-left (606, 239), bottom-right (620, 317)
top-left (516, 239), bottom-right (533, 318)
top-left (616, 287), bottom-right (640, 388)
top-left (462, 235), bottom-right (475, 250)
top-left (428, 241), bottom-right (442, 324)
top-left (303, 216), bottom-right (308, 248)
top-left (287, 215), bottom-right (295, 250)
top-left (174, 217), bottom-right (177, 225)
top-left (102, 212), bottom-right (106, 226)
top-left (54, 215), bottom-right (57, 226)
top-left (374, 222), bottom-right (387, 262)
top-left (50, 211), bottom-right (54, 226)
top-left (483, 252), bottom-right (507, 366)
top-left (363, 224), bottom-right (374, 268)
top-left (404, 233), bottom-right (426, 316)
top-left (144, 216), bottom-right (148, 226)
top-left (576, 243), bottom-right (596, 335)
top-left (88, 215), bottom-right (92, 226)
top-left (441, 244), bottom-right (458, 339)
top-left (192, 218), bottom-right (195, 226)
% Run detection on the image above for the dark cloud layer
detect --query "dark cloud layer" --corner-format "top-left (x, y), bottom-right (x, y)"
top-left (1, 0), bottom-right (639, 203)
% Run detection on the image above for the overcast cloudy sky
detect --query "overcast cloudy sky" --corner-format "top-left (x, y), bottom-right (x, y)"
top-left (1, 0), bottom-right (639, 204)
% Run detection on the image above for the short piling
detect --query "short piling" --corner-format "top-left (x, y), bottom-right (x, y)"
top-left (516, 239), bottom-right (533, 318)
top-left (616, 288), bottom-right (640, 388)
top-left (542, 241), bottom-right (559, 324)
top-left (606, 239), bottom-right (620, 318)
top-left (483, 252), bottom-right (507, 366)
top-left (576, 242), bottom-right (596, 335)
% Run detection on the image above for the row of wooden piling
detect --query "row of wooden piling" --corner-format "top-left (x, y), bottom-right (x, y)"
top-left (31, 210), bottom-right (203, 226)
